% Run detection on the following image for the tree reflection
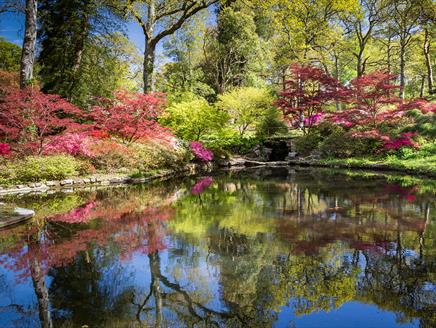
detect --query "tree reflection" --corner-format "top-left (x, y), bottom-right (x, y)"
top-left (0, 169), bottom-right (435, 327)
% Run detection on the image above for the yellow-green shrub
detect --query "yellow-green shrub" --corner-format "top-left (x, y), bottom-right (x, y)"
top-left (5, 155), bottom-right (80, 183)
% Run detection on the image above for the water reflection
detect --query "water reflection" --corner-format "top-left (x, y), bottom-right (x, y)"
top-left (0, 168), bottom-right (435, 327)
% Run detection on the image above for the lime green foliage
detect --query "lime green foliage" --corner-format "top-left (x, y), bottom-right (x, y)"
top-left (0, 37), bottom-right (21, 71)
top-left (0, 155), bottom-right (80, 184)
top-left (217, 87), bottom-right (275, 136)
top-left (160, 97), bottom-right (227, 141)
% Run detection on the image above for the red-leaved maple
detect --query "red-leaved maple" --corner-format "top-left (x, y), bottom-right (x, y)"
top-left (91, 90), bottom-right (167, 144)
top-left (276, 64), bottom-right (346, 134)
top-left (330, 72), bottom-right (400, 129)
top-left (0, 88), bottom-right (83, 154)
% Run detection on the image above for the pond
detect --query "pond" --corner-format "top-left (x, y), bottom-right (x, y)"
top-left (0, 167), bottom-right (435, 328)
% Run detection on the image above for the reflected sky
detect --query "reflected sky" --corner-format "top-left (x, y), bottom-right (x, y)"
top-left (0, 168), bottom-right (435, 327)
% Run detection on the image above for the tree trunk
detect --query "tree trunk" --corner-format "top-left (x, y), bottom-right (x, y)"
top-left (356, 48), bottom-right (364, 77)
top-left (69, 3), bottom-right (91, 94)
top-left (20, 0), bottom-right (37, 89)
top-left (149, 252), bottom-right (162, 326)
top-left (423, 28), bottom-right (434, 95)
top-left (143, 0), bottom-right (156, 93)
top-left (30, 256), bottom-right (53, 328)
top-left (420, 75), bottom-right (425, 98)
top-left (334, 54), bottom-right (341, 111)
top-left (399, 45), bottom-right (406, 99)
top-left (143, 43), bottom-right (156, 93)
top-left (386, 36), bottom-right (392, 75)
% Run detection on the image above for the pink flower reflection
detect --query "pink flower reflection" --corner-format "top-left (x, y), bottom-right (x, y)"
top-left (191, 177), bottom-right (213, 195)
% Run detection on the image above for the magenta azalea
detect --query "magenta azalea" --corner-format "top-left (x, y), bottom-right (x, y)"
top-left (0, 143), bottom-right (11, 156)
top-left (384, 132), bottom-right (418, 150)
top-left (190, 141), bottom-right (213, 162)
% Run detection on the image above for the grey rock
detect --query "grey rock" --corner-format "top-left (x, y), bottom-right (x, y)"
top-left (16, 185), bottom-right (28, 189)
top-left (60, 179), bottom-right (73, 186)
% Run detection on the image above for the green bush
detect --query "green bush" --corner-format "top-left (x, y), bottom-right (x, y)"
top-left (320, 131), bottom-right (381, 158)
top-left (217, 87), bottom-right (275, 137)
top-left (130, 140), bottom-right (190, 171)
top-left (294, 132), bottom-right (322, 156)
top-left (256, 107), bottom-right (288, 138)
top-left (160, 97), bottom-right (226, 141)
top-left (395, 140), bottom-right (436, 159)
top-left (12, 155), bottom-right (79, 182)
top-left (203, 128), bottom-right (260, 155)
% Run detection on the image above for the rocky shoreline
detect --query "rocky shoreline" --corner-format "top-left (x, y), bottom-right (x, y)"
top-left (1, 155), bottom-right (434, 197)
top-left (0, 162), bottom-right (214, 197)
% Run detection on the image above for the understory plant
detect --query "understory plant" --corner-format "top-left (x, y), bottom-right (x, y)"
top-left (190, 141), bottom-right (214, 162)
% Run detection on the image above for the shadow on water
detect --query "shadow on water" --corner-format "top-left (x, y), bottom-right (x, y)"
top-left (0, 167), bottom-right (435, 327)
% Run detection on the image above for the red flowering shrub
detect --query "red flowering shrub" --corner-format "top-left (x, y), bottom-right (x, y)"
top-left (44, 133), bottom-right (93, 157)
top-left (91, 90), bottom-right (167, 144)
top-left (190, 141), bottom-right (213, 162)
top-left (0, 143), bottom-right (11, 156)
top-left (88, 139), bottom-right (135, 170)
top-left (0, 87), bottom-right (83, 155)
top-left (89, 129), bottom-right (110, 139)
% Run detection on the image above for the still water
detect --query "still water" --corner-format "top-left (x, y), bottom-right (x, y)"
top-left (0, 167), bottom-right (435, 328)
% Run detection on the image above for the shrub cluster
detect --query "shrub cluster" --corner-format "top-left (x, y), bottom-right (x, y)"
top-left (277, 65), bottom-right (435, 158)
top-left (0, 155), bottom-right (80, 184)
top-left (0, 87), bottom-right (194, 183)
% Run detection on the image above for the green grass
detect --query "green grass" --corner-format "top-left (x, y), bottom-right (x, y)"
top-left (317, 141), bottom-right (436, 176)
top-left (318, 155), bottom-right (436, 176)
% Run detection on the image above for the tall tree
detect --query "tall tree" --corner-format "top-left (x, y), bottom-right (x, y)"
top-left (342, 0), bottom-right (388, 76)
top-left (419, 0), bottom-right (436, 95)
top-left (38, 0), bottom-right (128, 106)
top-left (20, 0), bottom-right (37, 88)
top-left (389, 0), bottom-right (422, 99)
top-left (125, 0), bottom-right (218, 93)
top-left (202, 4), bottom-right (262, 94)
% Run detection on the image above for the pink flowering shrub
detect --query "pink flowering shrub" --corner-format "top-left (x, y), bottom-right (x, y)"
top-left (351, 130), bottom-right (419, 152)
top-left (191, 176), bottom-right (214, 195)
top-left (44, 133), bottom-right (93, 157)
top-left (0, 143), bottom-right (11, 156)
top-left (384, 132), bottom-right (419, 151)
top-left (304, 113), bottom-right (324, 127)
top-left (190, 141), bottom-right (213, 162)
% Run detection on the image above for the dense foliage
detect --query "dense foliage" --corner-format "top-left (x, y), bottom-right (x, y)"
top-left (0, 0), bottom-right (434, 183)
